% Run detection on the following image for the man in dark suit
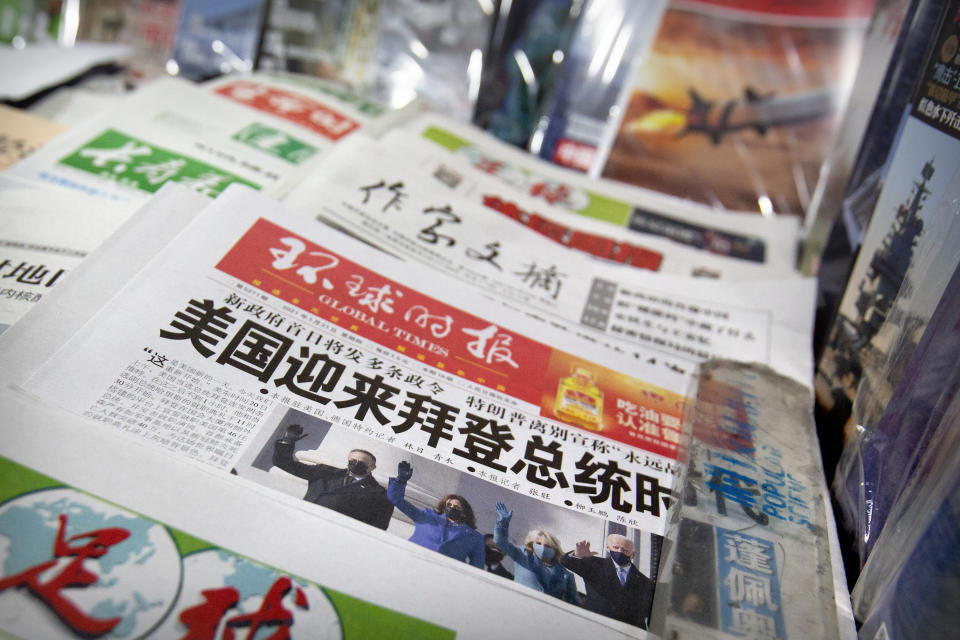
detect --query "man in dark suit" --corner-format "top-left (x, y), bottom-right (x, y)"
top-left (561, 534), bottom-right (653, 628)
top-left (272, 424), bottom-right (394, 530)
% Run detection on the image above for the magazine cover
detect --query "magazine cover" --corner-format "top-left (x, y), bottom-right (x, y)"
top-left (803, 0), bottom-right (946, 359)
top-left (815, 0), bottom-right (960, 487)
top-left (600, 0), bottom-right (876, 217)
top-left (815, 2), bottom-right (960, 603)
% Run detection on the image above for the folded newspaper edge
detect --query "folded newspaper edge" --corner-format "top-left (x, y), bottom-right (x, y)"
top-left (651, 359), bottom-right (856, 640)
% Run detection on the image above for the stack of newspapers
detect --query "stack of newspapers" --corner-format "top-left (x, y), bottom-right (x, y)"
top-left (0, 72), bottom-right (851, 639)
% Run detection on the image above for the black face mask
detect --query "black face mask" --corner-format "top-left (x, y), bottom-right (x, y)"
top-left (445, 505), bottom-right (466, 523)
top-left (485, 548), bottom-right (505, 565)
top-left (347, 460), bottom-right (369, 476)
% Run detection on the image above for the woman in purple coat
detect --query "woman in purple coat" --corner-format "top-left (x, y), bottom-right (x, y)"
top-left (387, 461), bottom-right (485, 569)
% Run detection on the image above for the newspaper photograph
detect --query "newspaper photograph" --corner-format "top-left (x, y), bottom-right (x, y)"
top-left (285, 135), bottom-right (815, 386)
top-left (18, 185), bottom-right (690, 632)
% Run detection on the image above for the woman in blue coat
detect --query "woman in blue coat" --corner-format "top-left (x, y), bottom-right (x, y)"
top-left (493, 501), bottom-right (579, 604)
top-left (388, 461), bottom-right (485, 569)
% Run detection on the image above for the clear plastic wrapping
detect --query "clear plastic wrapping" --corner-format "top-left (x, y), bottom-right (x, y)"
top-left (652, 360), bottom-right (853, 640)
top-left (528, 0), bottom-right (668, 172)
top-left (366, 0), bottom-right (496, 118)
top-left (473, 0), bottom-right (584, 148)
top-left (256, 0), bottom-right (361, 81)
top-left (599, 0), bottom-right (876, 217)
top-left (849, 376), bottom-right (960, 639)
top-left (256, 0), bottom-right (496, 119)
top-left (168, 0), bottom-right (268, 80)
top-left (815, 0), bottom-right (960, 581)
top-left (832, 259), bottom-right (960, 567)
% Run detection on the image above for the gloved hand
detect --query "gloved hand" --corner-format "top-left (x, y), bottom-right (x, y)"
top-left (495, 501), bottom-right (512, 523)
top-left (280, 424), bottom-right (307, 443)
top-left (397, 460), bottom-right (413, 482)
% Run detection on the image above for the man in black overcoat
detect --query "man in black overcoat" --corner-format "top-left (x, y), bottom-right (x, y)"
top-left (561, 533), bottom-right (653, 628)
top-left (272, 424), bottom-right (394, 530)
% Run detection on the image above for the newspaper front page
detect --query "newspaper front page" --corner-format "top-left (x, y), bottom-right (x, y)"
top-left (5, 73), bottom-right (393, 204)
top-left (0, 453), bottom-right (455, 639)
top-left (379, 128), bottom-right (799, 279)
top-left (18, 185), bottom-right (694, 634)
top-left (391, 113), bottom-right (802, 276)
top-left (285, 135), bottom-right (816, 386)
